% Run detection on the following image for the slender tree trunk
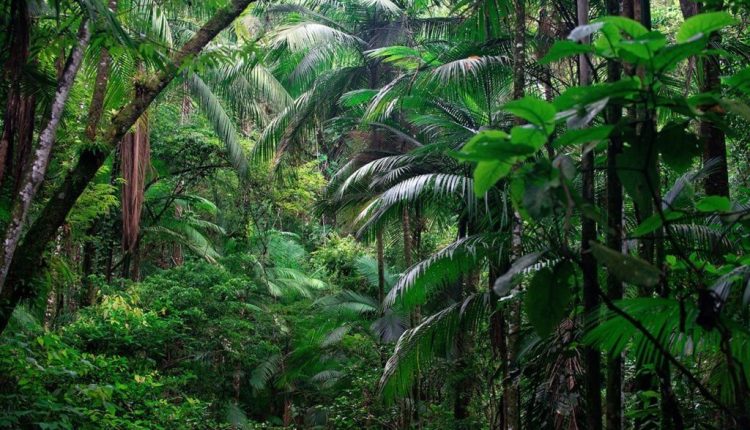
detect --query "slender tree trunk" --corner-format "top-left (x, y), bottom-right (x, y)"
top-left (172, 206), bottom-right (184, 266)
top-left (0, 0), bottom-right (257, 334)
top-left (0, 19), bottom-right (90, 296)
top-left (453, 217), bottom-right (473, 425)
top-left (680, 1), bottom-right (729, 197)
top-left (0, 0), bottom-right (35, 190)
top-left (81, 0), bottom-right (119, 304)
top-left (605, 0), bottom-right (624, 427)
top-left (376, 229), bottom-right (385, 306)
top-left (505, 212), bottom-right (523, 430)
top-left (506, 0), bottom-right (526, 426)
top-left (577, 0), bottom-right (603, 428)
top-left (402, 206), bottom-right (421, 425)
top-left (130, 237), bottom-right (142, 281)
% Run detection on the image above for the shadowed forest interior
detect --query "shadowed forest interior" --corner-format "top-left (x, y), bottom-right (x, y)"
top-left (1, 0), bottom-right (750, 428)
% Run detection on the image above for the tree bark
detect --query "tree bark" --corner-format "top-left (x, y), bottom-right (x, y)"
top-left (605, 1), bottom-right (624, 428)
top-left (81, 0), bottom-right (120, 306)
top-left (0, 19), bottom-right (91, 295)
top-left (0, 0), bottom-right (257, 334)
top-left (506, 0), bottom-right (525, 427)
top-left (0, 0), bottom-right (35, 190)
top-left (679, 1), bottom-right (729, 197)
top-left (376, 228), bottom-right (385, 306)
top-left (577, 0), bottom-right (603, 428)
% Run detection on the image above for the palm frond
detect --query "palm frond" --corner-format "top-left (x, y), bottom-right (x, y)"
top-left (187, 72), bottom-right (248, 174)
top-left (386, 234), bottom-right (501, 308)
top-left (379, 293), bottom-right (490, 401)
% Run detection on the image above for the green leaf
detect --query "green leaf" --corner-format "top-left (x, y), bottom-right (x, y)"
top-left (617, 140), bottom-right (658, 212)
top-left (696, 196), bottom-right (731, 212)
top-left (525, 262), bottom-right (573, 337)
top-left (503, 97), bottom-right (557, 135)
top-left (460, 130), bottom-right (510, 158)
top-left (339, 89), bottom-right (378, 107)
top-left (494, 252), bottom-right (545, 296)
top-left (555, 125), bottom-right (614, 148)
top-left (653, 39), bottom-right (706, 71)
top-left (540, 40), bottom-right (595, 64)
top-left (617, 31), bottom-right (667, 60)
top-left (720, 99), bottom-right (750, 122)
top-left (510, 126), bottom-right (547, 151)
top-left (632, 211), bottom-right (684, 237)
top-left (595, 16), bottom-right (648, 37)
top-left (656, 123), bottom-right (701, 173)
top-left (676, 11), bottom-right (736, 43)
top-left (723, 67), bottom-right (750, 94)
top-left (568, 22), bottom-right (605, 41)
top-left (457, 130), bottom-right (537, 162)
top-left (590, 242), bottom-right (661, 287)
top-left (473, 160), bottom-right (511, 196)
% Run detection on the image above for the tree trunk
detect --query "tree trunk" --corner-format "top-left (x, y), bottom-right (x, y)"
top-left (605, 0), bottom-right (624, 428)
top-left (453, 217), bottom-right (474, 425)
top-left (0, 0), bottom-right (258, 334)
top-left (0, 0), bottom-right (35, 190)
top-left (679, 1), bottom-right (729, 197)
top-left (0, 19), bottom-right (90, 296)
top-left (81, 0), bottom-right (120, 305)
top-left (376, 229), bottom-right (385, 305)
top-left (577, 0), bottom-right (603, 428)
top-left (505, 0), bottom-right (526, 426)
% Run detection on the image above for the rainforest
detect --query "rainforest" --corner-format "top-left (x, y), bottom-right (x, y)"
top-left (0, 0), bottom-right (749, 428)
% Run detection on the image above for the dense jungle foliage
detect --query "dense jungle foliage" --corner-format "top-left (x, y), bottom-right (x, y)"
top-left (1, 0), bottom-right (750, 428)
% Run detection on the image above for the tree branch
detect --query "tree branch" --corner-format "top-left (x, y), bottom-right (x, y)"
top-left (0, 0), bottom-right (256, 333)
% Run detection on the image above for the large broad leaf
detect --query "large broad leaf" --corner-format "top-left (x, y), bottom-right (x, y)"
top-left (617, 31), bottom-right (667, 61)
top-left (459, 130), bottom-right (511, 161)
top-left (632, 211), bottom-right (684, 237)
top-left (457, 130), bottom-right (541, 196)
top-left (653, 39), bottom-right (706, 71)
top-left (696, 196), bottom-right (731, 213)
top-left (724, 67), bottom-right (750, 94)
top-left (503, 97), bottom-right (557, 135)
top-left (568, 22), bottom-right (605, 41)
top-left (676, 11), bottom-right (736, 43)
top-left (510, 126), bottom-right (547, 151)
top-left (590, 242), bottom-right (660, 287)
top-left (656, 122), bottom-right (701, 173)
top-left (554, 78), bottom-right (640, 112)
top-left (525, 262), bottom-right (573, 337)
top-left (540, 40), bottom-right (595, 64)
top-left (594, 16), bottom-right (648, 37)
top-left (494, 252), bottom-right (545, 296)
top-left (554, 125), bottom-right (614, 148)
top-left (617, 139), bottom-right (658, 212)
top-left (473, 160), bottom-right (512, 196)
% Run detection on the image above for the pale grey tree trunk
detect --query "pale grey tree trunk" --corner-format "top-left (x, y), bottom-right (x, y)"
top-left (0, 20), bottom-right (91, 294)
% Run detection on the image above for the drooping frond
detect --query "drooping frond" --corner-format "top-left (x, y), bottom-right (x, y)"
top-left (355, 174), bottom-right (475, 236)
top-left (317, 290), bottom-right (379, 315)
top-left (385, 234), bottom-right (501, 308)
top-left (337, 154), bottom-right (415, 198)
top-left (271, 23), bottom-right (365, 51)
top-left (187, 72), bottom-right (248, 174)
top-left (144, 225), bottom-right (221, 263)
top-left (585, 298), bottom-right (750, 404)
top-left (379, 293), bottom-right (491, 401)
top-left (253, 66), bottom-right (365, 165)
top-left (250, 354), bottom-right (283, 390)
top-left (354, 255), bottom-right (398, 290)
